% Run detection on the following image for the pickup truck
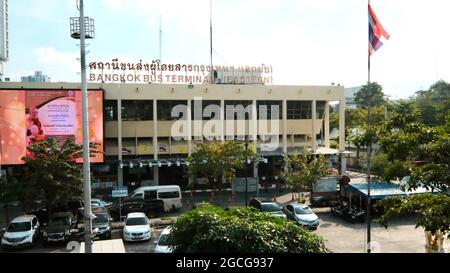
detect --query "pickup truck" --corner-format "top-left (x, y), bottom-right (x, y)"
top-left (310, 177), bottom-right (342, 207)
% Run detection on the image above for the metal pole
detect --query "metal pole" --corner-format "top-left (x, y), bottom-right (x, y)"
top-left (366, 0), bottom-right (372, 254)
top-left (209, 0), bottom-right (214, 84)
top-left (245, 141), bottom-right (248, 206)
top-left (79, 0), bottom-right (93, 253)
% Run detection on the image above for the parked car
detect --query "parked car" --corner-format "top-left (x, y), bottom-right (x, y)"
top-left (154, 226), bottom-right (173, 253)
top-left (248, 198), bottom-right (287, 219)
top-left (92, 208), bottom-right (113, 240)
top-left (109, 196), bottom-right (165, 221)
top-left (283, 203), bottom-right (319, 229)
top-left (91, 198), bottom-right (113, 209)
top-left (42, 212), bottom-right (78, 245)
top-left (122, 212), bottom-right (152, 242)
top-left (1, 215), bottom-right (40, 249)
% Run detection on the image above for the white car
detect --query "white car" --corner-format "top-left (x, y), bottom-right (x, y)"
top-left (122, 213), bottom-right (151, 242)
top-left (91, 198), bottom-right (112, 208)
top-left (154, 226), bottom-right (173, 253)
top-left (1, 215), bottom-right (40, 249)
top-left (283, 203), bottom-right (320, 229)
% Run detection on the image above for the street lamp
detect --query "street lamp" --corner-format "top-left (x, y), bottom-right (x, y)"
top-left (70, 0), bottom-right (95, 254)
top-left (244, 141), bottom-right (249, 206)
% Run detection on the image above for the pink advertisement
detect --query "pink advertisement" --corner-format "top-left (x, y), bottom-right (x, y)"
top-left (0, 89), bottom-right (104, 165)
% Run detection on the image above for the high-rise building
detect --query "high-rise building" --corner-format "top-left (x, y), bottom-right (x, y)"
top-left (0, 0), bottom-right (8, 79)
top-left (21, 71), bottom-right (51, 83)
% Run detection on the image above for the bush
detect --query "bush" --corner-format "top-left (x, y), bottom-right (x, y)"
top-left (166, 203), bottom-right (329, 253)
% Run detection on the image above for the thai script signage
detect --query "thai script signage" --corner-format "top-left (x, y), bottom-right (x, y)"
top-left (88, 58), bottom-right (273, 85)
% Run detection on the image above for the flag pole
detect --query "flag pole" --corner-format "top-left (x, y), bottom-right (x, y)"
top-left (366, 0), bottom-right (372, 254)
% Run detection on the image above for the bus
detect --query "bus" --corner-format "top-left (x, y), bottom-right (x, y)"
top-left (129, 185), bottom-right (182, 212)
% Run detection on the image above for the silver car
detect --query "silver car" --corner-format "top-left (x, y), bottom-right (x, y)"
top-left (283, 203), bottom-right (320, 229)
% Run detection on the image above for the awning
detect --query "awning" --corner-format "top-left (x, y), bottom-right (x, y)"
top-left (345, 182), bottom-right (437, 199)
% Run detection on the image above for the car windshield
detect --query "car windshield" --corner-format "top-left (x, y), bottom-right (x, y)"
top-left (261, 203), bottom-right (282, 212)
top-left (7, 222), bottom-right (31, 232)
top-left (93, 214), bottom-right (109, 224)
top-left (158, 233), bottom-right (170, 246)
top-left (295, 206), bottom-right (313, 215)
top-left (126, 217), bottom-right (148, 226)
top-left (48, 217), bottom-right (70, 226)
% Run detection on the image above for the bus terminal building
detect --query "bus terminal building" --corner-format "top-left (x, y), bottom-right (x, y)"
top-left (1, 82), bottom-right (346, 192)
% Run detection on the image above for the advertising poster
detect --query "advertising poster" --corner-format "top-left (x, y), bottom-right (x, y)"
top-left (0, 89), bottom-right (104, 165)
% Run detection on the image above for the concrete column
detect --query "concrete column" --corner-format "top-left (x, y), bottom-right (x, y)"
top-left (339, 99), bottom-right (346, 175)
top-left (117, 99), bottom-right (123, 187)
top-left (324, 101), bottom-right (330, 148)
top-left (187, 99), bottom-right (192, 155)
top-left (282, 100), bottom-right (287, 154)
top-left (220, 99), bottom-right (225, 142)
top-left (153, 100), bottom-right (158, 160)
top-left (311, 100), bottom-right (317, 153)
top-left (252, 100), bottom-right (258, 194)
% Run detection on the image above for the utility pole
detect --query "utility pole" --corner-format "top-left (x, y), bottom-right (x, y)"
top-left (72, 0), bottom-right (94, 253)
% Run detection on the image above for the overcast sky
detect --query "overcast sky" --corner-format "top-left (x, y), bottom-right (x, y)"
top-left (4, 0), bottom-right (450, 99)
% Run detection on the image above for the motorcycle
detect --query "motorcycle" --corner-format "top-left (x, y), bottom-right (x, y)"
top-left (347, 207), bottom-right (365, 223)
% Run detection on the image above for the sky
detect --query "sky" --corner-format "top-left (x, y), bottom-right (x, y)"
top-left (4, 0), bottom-right (450, 99)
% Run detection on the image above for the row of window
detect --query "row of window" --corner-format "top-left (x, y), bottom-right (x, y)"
top-left (104, 100), bottom-right (327, 121)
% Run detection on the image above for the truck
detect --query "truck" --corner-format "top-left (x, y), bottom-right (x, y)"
top-left (310, 176), bottom-right (342, 207)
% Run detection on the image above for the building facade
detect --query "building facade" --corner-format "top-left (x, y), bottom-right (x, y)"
top-left (0, 0), bottom-right (8, 79)
top-left (1, 82), bottom-right (346, 191)
top-left (20, 71), bottom-right (51, 83)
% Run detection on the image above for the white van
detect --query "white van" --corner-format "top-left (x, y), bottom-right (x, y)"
top-left (130, 185), bottom-right (183, 212)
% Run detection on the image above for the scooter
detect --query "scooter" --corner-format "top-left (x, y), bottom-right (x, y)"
top-left (347, 207), bottom-right (365, 223)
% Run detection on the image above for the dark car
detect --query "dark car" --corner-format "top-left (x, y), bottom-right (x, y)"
top-left (42, 212), bottom-right (78, 245)
top-left (92, 209), bottom-right (112, 240)
top-left (109, 196), bottom-right (165, 221)
top-left (248, 198), bottom-right (287, 219)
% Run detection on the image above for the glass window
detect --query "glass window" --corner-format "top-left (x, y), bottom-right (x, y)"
top-left (157, 100), bottom-right (188, 121)
top-left (294, 206), bottom-right (314, 215)
top-left (191, 100), bottom-right (220, 120)
top-left (225, 100), bottom-right (252, 120)
top-left (316, 101), bottom-right (326, 119)
top-left (48, 217), bottom-right (70, 226)
top-left (287, 101), bottom-right (311, 119)
top-left (261, 203), bottom-right (282, 212)
top-left (121, 100), bottom-right (153, 121)
top-left (158, 191), bottom-right (180, 199)
top-left (104, 100), bottom-right (117, 121)
top-left (93, 214), bottom-right (109, 224)
top-left (257, 101), bottom-right (282, 119)
top-left (157, 233), bottom-right (170, 246)
top-left (126, 217), bottom-right (148, 226)
top-left (7, 222), bottom-right (31, 232)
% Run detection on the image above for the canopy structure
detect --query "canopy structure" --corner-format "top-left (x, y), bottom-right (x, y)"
top-left (312, 147), bottom-right (353, 155)
top-left (345, 182), bottom-right (436, 200)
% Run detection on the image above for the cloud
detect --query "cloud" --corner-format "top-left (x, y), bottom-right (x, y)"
top-left (101, 0), bottom-right (124, 11)
top-left (33, 47), bottom-right (79, 82)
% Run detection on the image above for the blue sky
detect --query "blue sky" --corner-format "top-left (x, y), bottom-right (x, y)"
top-left (4, 0), bottom-right (450, 99)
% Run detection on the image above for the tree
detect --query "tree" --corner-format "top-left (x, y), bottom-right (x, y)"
top-left (20, 137), bottom-right (98, 212)
top-left (0, 175), bottom-right (22, 225)
top-left (166, 203), bottom-right (329, 253)
top-left (414, 80), bottom-right (450, 126)
top-left (376, 194), bottom-right (450, 251)
top-left (354, 82), bottom-right (386, 109)
top-left (187, 140), bottom-right (256, 191)
top-left (281, 151), bottom-right (328, 192)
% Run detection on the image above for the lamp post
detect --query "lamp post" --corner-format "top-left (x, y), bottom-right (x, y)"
top-left (244, 141), bottom-right (248, 207)
top-left (70, 0), bottom-right (95, 253)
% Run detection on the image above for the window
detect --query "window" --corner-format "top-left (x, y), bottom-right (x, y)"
top-left (158, 191), bottom-right (180, 199)
top-left (257, 101), bottom-right (282, 119)
top-left (126, 217), bottom-right (148, 226)
top-left (104, 100), bottom-right (117, 121)
top-left (225, 100), bottom-right (252, 120)
top-left (157, 100), bottom-right (187, 121)
top-left (316, 101), bottom-right (326, 119)
top-left (287, 101), bottom-right (311, 119)
top-left (191, 100), bottom-right (220, 120)
top-left (121, 100), bottom-right (153, 121)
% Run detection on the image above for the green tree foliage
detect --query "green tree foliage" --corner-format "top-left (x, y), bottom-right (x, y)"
top-left (166, 203), bottom-right (329, 253)
top-left (354, 82), bottom-right (386, 109)
top-left (370, 153), bottom-right (411, 182)
top-left (414, 80), bottom-right (450, 126)
top-left (281, 151), bottom-right (328, 192)
top-left (20, 137), bottom-right (98, 211)
top-left (376, 194), bottom-right (450, 239)
top-left (187, 140), bottom-right (256, 190)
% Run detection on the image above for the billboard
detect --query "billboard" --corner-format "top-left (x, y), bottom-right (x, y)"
top-left (0, 89), bottom-right (104, 165)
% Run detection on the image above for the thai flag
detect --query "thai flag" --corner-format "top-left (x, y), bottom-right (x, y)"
top-left (369, 4), bottom-right (390, 56)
